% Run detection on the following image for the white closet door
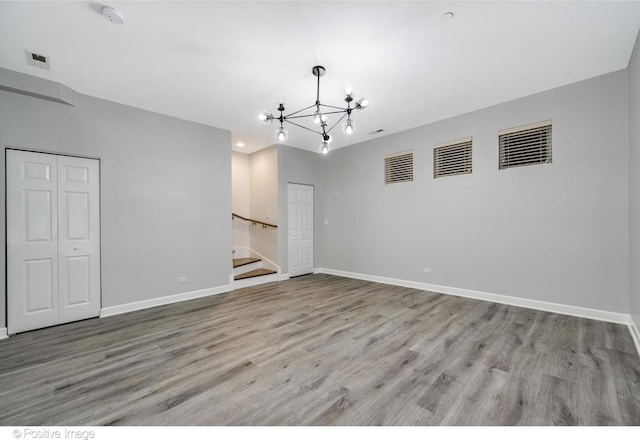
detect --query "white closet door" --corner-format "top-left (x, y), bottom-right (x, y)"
top-left (7, 150), bottom-right (101, 334)
top-left (57, 155), bottom-right (101, 324)
top-left (288, 183), bottom-right (314, 277)
top-left (7, 150), bottom-right (60, 333)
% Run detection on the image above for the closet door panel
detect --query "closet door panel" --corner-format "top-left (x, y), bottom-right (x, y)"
top-left (58, 155), bottom-right (101, 324)
top-left (7, 150), bottom-right (59, 334)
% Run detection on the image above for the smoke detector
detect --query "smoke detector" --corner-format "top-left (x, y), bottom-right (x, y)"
top-left (442, 12), bottom-right (455, 21)
top-left (102, 6), bottom-right (124, 24)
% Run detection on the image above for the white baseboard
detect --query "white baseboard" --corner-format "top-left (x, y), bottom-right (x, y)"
top-left (629, 318), bottom-right (640, 357)
top-left (100, 284), bottom-right (232, 318)
top-left (314, 268), bottom-right (630, 325)
top-left (0, 327), bottom-right (7, 340)
top-left (279, 273), bottom-right (290, 281)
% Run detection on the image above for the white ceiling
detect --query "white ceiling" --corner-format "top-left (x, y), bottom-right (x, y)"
top-left (1, 1), bottom-right (639, 154)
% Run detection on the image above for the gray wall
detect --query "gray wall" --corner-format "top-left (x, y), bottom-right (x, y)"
top-left (277, 144), bottom-right (326, 276)
top-left (232, 151), bottom-right (251, 249)
top-left (249, 146), bottom-right (278, 264)
top-left (0, 72), bottom-right (231, 328)
top-left (322, 70), bottom-right (630, 313)
top-left (629, 30), bottom-right (640, 329)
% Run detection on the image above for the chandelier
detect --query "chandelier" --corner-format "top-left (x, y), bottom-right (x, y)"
top-left (258, 66), bottom-right (368, 154)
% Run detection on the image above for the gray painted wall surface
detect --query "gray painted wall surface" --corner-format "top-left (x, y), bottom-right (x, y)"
top-left (0, 74), bottom-right (231, 327)
top-left (249, 146), bottom-right (278, 264)
top-left (322, 70), bottom-right (630, 313)
top-left (232, 151), bottom-right (251, 249)
top-left (629, 30), bottom-right (640, 329)
top-left (277, 145), bottom-right (326, 276)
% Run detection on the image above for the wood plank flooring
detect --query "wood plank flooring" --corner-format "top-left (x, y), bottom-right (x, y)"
top-left (0, 274), bottom-right (639, 425)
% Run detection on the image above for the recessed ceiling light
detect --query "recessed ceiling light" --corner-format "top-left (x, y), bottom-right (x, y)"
top-left (442, 11), bottom-right (454, 21)
top-left (369, 129), bottom-right (385, 135)
top-left (102, 6), bottom-right (124, 24)
top-left (235, 142), bottom-right (245, 148)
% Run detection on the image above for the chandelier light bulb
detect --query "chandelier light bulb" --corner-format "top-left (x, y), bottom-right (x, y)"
top-left (356, 98), bottom-right (369, 111)
top-left (313, 108), bottom-right (327, 125)
top-left (345, 86), bottom-right (353, 97)
top-left (342, 118), bottom-right (356, 135)
top-left (259, 111), bottom-right (274, 124)
top-left (276, 126), bottom-right (289, 142)
top-left (320, 142), bottom-right (330, 155)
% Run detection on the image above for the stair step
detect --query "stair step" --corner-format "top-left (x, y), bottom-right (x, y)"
top-left (234, 268), bottom-right (277, 281)
top-left (233, 257), bottom-right (261, 268)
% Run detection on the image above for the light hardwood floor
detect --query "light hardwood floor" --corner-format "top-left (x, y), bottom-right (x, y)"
top-left (1, 274), bottom-right (639, 425)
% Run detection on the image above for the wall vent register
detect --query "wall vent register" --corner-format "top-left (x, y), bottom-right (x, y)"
top-left (499, 120), bottom-right (552, 169)
top-left (434, 137), bottom-right (472, 178)
top-left (384, 150), bottom-right (413, 184)
top-left (26, 51), bottom-right (50, 70)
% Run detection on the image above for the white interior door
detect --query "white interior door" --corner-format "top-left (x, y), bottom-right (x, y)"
top-left (7, 151), bottom-right (60, 333)
top-left (288, 183), bottom-right (313, 277)
top-left (7, 150), bottom-right (101, 334)
top-left (57, 155), bottom-right (101, 324)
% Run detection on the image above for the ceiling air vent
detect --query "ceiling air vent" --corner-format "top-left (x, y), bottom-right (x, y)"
top-left (499, 120), bottom-right (552, 170)
top-left (26, 51), bottom-right (50, 70)
top-left (434, 137), bottom-right (472, 178)
top-left (385, 150), bottom-right (413, 184)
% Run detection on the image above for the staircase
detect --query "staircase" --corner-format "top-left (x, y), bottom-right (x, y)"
top-left (231, 214), bottom-right (280, 289)
top-left (233, 255), bottom-right (278, 288)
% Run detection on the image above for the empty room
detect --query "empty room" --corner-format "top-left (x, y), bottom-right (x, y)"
top-left (1, 0), bottom-right (640, 428)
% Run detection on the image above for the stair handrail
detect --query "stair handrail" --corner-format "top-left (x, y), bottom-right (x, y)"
top-left (232, 212), bottom-right (277, 229)
top-left (233, 246), bottom-right (281, 278)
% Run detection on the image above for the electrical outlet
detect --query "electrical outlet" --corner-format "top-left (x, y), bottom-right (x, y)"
top-left (177, 276), bottom-right (187, 283)
top-left (423, 268), bottom-right (431, 274)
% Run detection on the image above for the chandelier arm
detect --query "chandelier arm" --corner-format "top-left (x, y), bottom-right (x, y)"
top-left (318, 104), bottom-right (349, 111)
top-left (285, 114), bottom-right (321, 120)
top-left (283, 103), bottom-right (317, 119)
top-left (284, 119), bottom-right (325, 136)
top-left (325, 112), bottom-right (348, 135)
top-left (285, 109), bottom-right (346, 120)
top-left (315, 109), bottom-right (349, 116)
